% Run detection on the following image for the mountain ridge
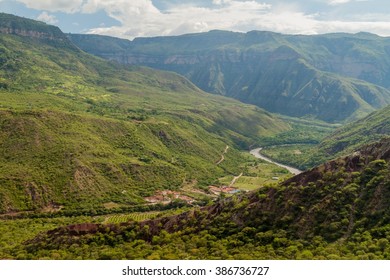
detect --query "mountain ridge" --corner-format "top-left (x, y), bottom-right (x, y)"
top-left (69, 30), bottom-right (390, 123)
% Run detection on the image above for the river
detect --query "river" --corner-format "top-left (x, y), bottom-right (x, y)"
top-left (249, 148), bottom-right (302, 175)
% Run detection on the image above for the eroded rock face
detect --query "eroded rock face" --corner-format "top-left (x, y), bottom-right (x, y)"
top-left (0, 27), bottom-right (58, 40)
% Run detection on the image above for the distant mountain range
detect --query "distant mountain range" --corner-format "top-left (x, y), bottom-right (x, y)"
top-left (69, 31), bottom-right (390, 123)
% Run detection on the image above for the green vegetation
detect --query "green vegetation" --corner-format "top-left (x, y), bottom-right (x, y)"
top-left (260, 144), bottom-right (316, 169)
top-left (103, 212), bottom-right (159, 224)
top-left (281, 105), bottom-right (390, 169)
top-left (0, 13), bottom-right (290, 213)
top-left (2, 13), bottom-right (390, 261)
top-left (0, 215), bottom-right (102, 259)
top-left (315, 105), bottom-right (390, 158)
top-left (255, 117), bottom-right (337, 170)
top-left (13, 139), bottom-right (390, 260)
top-left (258, 116), bottom-right (337, 145)
top-left (103, 208), bottom-right (189, 224)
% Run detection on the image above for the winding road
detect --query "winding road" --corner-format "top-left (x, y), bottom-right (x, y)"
top-left (216, 145), bottom-right (229, 165)
top-left (249, 148), bottom-right (302, 175)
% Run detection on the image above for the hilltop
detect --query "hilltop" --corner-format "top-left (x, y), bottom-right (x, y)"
top-left (69, 30), bottom-right (390, 123)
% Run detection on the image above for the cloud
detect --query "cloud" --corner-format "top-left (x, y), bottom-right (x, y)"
top-left (12, 0), bottom-right (390, 38)
top-left (326, 0), bottom-right (370, 5)
top-left (37, 11), bottom-right (58, 24)
top-left (84, 0), bottom-right (273, 38)
top-left (212, 0), bottom-right (233, 5)
top-left (17, 0), bottom-right (84, 13)
top-left (327, 0), bottom-right (351, 5)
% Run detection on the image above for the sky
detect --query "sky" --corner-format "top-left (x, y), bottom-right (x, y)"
top-left (1, 0), bottom-right (390, 39)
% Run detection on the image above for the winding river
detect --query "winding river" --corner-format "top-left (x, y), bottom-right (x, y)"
top-left (249, 148), bottom-right (302, 175)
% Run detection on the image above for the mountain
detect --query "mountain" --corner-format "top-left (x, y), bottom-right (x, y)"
top-left (0, 13), bottom-right (289, 213)
top-left (23, 138), bottom-right (390, 259)
top-left (2, 13), bottom-right (390, 260)
top-left (69, 30), bottom-right (390, 123)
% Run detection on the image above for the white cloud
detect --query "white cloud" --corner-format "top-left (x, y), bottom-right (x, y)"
top-left (84, 0), bottom-right (272, 38)
top-left (326, 0), bottom-right (370, 5)
top-left (17, 0), bottom-right (84, 13)
top-left (37, 11), bottom-right (58, 24)
top-left (328, 0), bottom-right (351, 5)
top-left (212, 0), bottom-right (233, 5)
top-left (13, 0), bottom-right (390, 38)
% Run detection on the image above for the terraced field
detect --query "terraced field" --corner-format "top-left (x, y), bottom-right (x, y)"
top-left (104, 212), bottom-right (160, 224)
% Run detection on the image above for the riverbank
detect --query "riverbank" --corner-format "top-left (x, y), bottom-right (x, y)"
top-left (250, 148), bottom-right (302, 175)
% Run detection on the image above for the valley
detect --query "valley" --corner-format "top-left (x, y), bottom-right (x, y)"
top-left (1, 13), bottom-right (390, 260)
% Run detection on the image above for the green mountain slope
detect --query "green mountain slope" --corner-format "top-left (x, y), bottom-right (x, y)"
top-left (0, 13), bottom-right (288, 213)
top-left (23, 138), bottom-right (390, 259)
top-left (69, 30), bottom-right (390, 123)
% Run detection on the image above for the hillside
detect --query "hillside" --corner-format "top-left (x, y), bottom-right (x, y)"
top-left (0, 13), bottom-right (289, 213)
top-left (317, 105), bottom-right (390, 154)
top-left (69, 31), bottom-right (390, 123)
top-left (260, 104), bottom-right (390, 170)
top-left (308, 105), bottom-right (390, 165)
top-left (21, 138), bottom-right (390, 259)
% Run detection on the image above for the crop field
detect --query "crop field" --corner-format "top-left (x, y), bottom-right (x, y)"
top-left (104, 212), bottom-right (159, 224)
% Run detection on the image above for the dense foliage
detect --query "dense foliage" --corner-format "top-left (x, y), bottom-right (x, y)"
top-left (11, 139), bottom-right (390, 260)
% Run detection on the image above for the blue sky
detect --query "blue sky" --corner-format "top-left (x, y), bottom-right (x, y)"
top-left (1, 0), bottom-right (390, 39)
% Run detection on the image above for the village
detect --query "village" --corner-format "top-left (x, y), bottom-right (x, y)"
top-left (144, 185), bottom-right (242, 205)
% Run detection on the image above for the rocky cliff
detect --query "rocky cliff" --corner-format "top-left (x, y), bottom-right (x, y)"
top-left (0, 13), bottom-right (77, 49)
